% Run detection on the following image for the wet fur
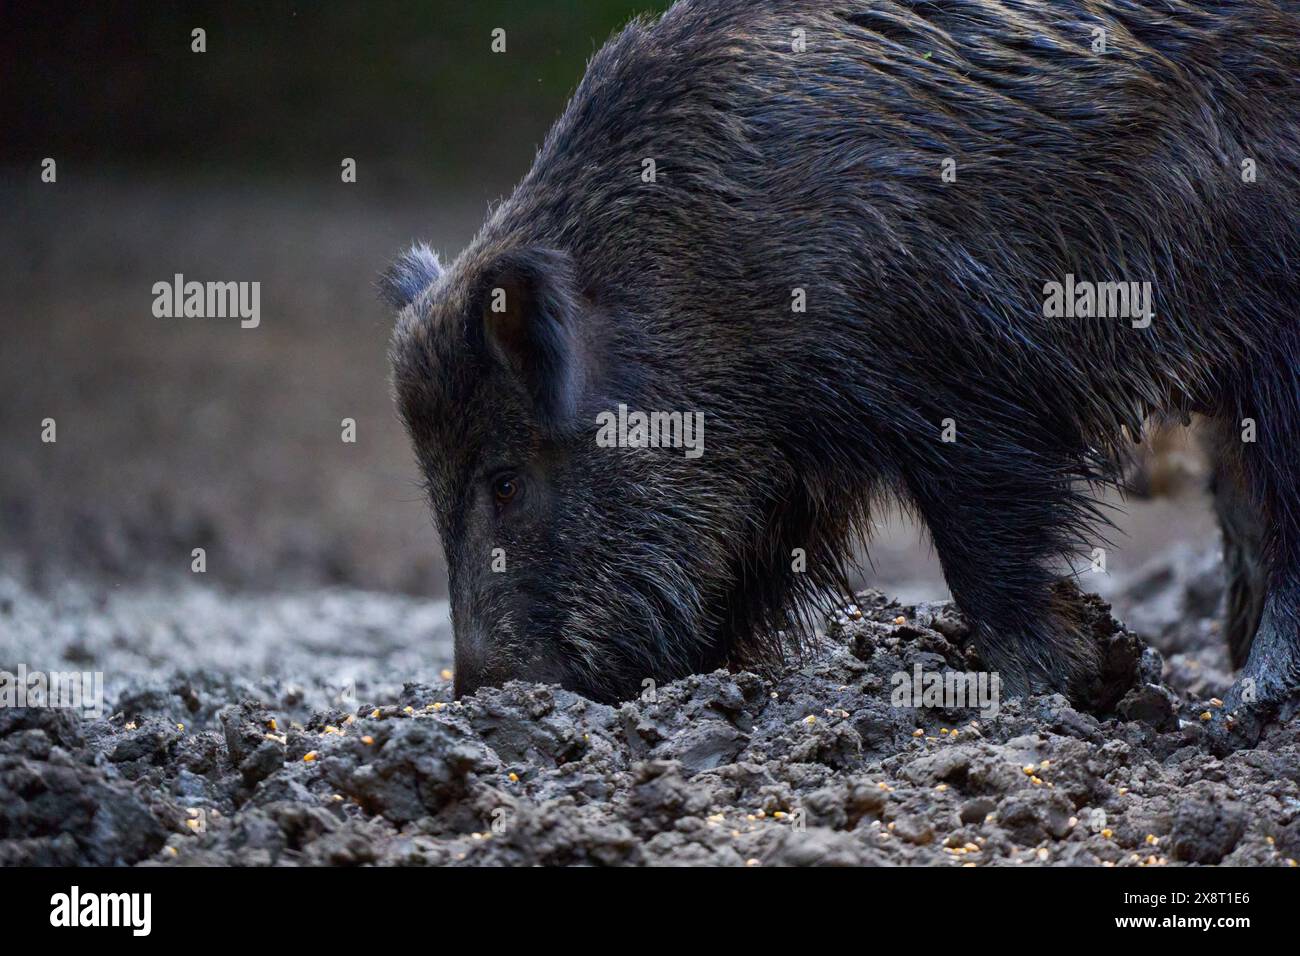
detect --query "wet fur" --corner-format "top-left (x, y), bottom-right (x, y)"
top-left (388, 0), bottom-right (1300, 707)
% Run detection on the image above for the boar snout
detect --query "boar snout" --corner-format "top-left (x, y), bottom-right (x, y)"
top-left (452, 632), bottom-right (565, 699)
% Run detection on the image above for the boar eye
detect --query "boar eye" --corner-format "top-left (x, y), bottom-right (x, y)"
top-left (492, 473), bottom-right (521, 504)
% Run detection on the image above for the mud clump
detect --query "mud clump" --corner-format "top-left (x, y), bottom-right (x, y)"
top-left (1, 574), bottom-right (1298, 866)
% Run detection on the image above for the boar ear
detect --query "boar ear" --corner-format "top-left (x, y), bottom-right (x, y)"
top-left (479, 248), bottom-right (583, 426)
top-left (378, 243), bottom-right (443, 309)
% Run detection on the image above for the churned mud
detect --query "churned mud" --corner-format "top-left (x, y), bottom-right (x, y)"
top-left (3, 547), bottom-right (1297, 867)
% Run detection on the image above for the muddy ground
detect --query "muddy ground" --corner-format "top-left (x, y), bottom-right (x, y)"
top-left (3, 544), bottom-right (1298, 868)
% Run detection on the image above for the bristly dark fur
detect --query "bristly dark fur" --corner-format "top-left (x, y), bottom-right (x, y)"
top-left (387, 0), bottom-right (1300, 712)
top-left (378, 243), bottom-right (442, 310)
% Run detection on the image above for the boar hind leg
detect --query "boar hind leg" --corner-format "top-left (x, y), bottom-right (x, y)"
top-left (1209, 376), bottom-right (1300, 749)
top-left (907, 462), bottom-right (1111, 710)
top-left (1202, 417), bottom-right (1268, 670)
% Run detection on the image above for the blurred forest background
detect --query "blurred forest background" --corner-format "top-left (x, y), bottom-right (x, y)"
top-left (0, 1), bottom-right (1211, 603)
top-left (2, 2), bottom-right (671, 187)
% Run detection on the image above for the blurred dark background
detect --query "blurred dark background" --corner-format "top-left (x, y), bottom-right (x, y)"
top-left (1, 2), bottom-right (671, 188)
top-left (0, 1), bottom-right (673, 597)
top-left (0, 1), bottom-right (1210, 603)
